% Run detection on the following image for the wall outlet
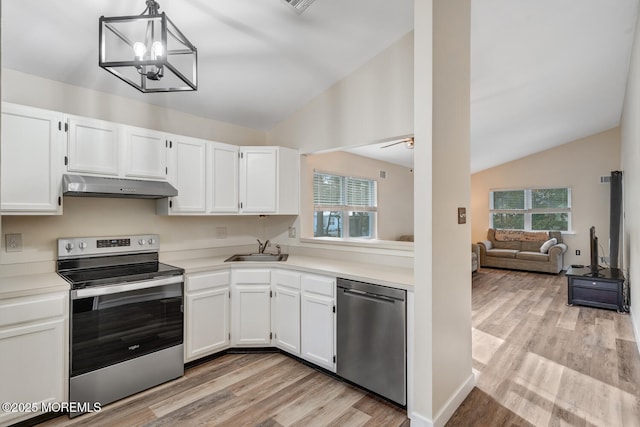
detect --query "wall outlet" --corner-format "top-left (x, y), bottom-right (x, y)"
top-left (288, 227), bottom-right (296, 238)
top-left (5, 233), bottom-right (22, 252)
top-left (575, 249), bottom-right (580, 256)
top-left (215, 227), bottom-right (227, 239)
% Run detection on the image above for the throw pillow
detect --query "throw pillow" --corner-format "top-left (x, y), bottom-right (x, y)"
top-left (540, 238), bottom-right (557, 253)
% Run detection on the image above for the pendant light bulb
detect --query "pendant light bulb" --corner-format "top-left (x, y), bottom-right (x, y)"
top-left (133, 42), bottom-right (147, 60)
top-left (151, 41), bottom-right (164, 60)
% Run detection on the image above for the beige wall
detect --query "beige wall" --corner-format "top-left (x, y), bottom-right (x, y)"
top-left (1, 68), bottom-right (265, 146)
top-left (266, 32), bottom-right (414, 153)
top-left (471, 128), bottom-right (621, 268)
top-left (621, 3), bottom-right (640, 346)
top-left (301, 151), bottom-right (414, 241)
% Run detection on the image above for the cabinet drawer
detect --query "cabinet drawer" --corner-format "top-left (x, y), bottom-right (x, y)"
top-left (187, 270), bottom-right (230, 292)
top-left (0, 292), bottom-right (66, 327)
top-left (572, 287), bottom-right (618, 306)
top-left (233, 269), bottom-right (271, 284)
top-left (302, 274), bottom-right (335, 297)
top-left (571, 278), bottom-right (619, 291)
top-left (272, 269), bottom-right (301, 290)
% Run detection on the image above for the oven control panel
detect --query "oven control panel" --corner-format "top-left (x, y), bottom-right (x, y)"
top-left (58, 235), bottom-right (160, 258)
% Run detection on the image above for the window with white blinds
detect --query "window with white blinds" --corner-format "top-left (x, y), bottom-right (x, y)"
top-left (313, 172), bottom-right (377, 238)
top-left (490, 187), bottom-right (571, 231)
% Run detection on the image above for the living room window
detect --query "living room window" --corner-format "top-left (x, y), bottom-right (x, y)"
top-left (490, 188), bottom-right (571, 232)
top-left (313, 172), bottom-right (377, 239)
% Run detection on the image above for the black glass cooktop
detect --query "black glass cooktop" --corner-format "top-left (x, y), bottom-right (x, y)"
top-left (57, 253), bottom-right (183, 289)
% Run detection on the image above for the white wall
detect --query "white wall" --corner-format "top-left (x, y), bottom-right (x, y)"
top-left (412, 0), bottom-right (474, 424)
top-left (301, 151), bottom-right (414, 241)
top-left (471, 128), bottom-right (621, 268)
top-left (266, 32), bottom-right (414, 153)
top-left (620, 3), bottom-right (640, 348)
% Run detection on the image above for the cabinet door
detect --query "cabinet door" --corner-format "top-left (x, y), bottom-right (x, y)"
top-left (0, 319), bottom-right (66, 426)
top-left (1, 103), bottom-right (64, 213)
top-left (231, 283), bottom-right (271, 346)
top-left (239, 147), bottom-right (277, 213)
top-left (301, 293), bottom-right (335, 371)
top-left (185, 287), bottom-right (230, 361)
top-left (67, 116), bottom-right (120, 176)
top-left (301, 274), bottom-right (336, 372)
top-left (124, 127), bottom-right (168, 180)
top-left (272, 270), bottom-right (301, 355)
top-left (207, 142), bottom-right (239, 213)
top-left (169, 137), bottom-right (207, 213)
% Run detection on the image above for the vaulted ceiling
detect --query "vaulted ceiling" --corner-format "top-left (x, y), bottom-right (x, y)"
top-left (2, 0), bottom-right (638, 172)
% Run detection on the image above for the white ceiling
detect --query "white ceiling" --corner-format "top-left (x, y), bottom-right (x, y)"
top-left (470, 0), bottom-right (639, 172)
top-left (2, 0), bottom-right (639, 172)
top-left (1, 0), bottom-right (413, 131)
top-left (343, 139), bottom-right (414, 169)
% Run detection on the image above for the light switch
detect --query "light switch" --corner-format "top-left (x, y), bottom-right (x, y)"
top-left (458, 208), bottom-right (466, 225)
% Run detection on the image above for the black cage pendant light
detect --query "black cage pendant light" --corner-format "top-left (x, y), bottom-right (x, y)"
top-left (99, 0), bottom-right (197, 93)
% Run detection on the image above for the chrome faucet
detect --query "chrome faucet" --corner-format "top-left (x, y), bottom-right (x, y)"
top-left (256, 239), bottom-right (270, 254)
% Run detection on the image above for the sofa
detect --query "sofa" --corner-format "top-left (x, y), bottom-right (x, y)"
top-left (478, 228), bottom-right (568, 274)
top-left (472, 244), bottom-right (480, 272)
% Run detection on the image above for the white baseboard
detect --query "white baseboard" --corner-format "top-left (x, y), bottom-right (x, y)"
top-left (631, 309), bottom-right (640, 356)
top-left (409, 371), bottom-right (476, 427)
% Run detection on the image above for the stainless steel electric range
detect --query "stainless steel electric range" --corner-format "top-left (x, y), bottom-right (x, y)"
top-left (57, 235), bottom-right (184, 417)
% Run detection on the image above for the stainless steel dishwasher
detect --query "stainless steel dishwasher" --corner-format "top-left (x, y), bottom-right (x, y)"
top-left (337, 278), bottom-right (406, 406)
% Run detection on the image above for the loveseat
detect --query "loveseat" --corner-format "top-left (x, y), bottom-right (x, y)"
top-left (478, 228), bottom-right (568, 274)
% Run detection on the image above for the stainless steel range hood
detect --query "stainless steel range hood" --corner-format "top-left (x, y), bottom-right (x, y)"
top-left (63, 174), bottom-right (178, 199)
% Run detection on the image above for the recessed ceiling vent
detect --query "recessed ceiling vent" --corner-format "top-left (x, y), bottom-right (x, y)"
top-left (282, 0), bottom-right (317, 15)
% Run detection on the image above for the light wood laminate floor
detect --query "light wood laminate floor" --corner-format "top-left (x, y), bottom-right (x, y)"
top-left (448, 268), bottom-right (640, 427)
top-left (36, 268), bottom-right (640, 426)
top-left (36, 352), bottom-right (409, 427)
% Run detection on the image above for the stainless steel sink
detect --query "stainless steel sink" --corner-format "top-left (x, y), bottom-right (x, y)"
top-left (224, 253), bottom-right (289, 262)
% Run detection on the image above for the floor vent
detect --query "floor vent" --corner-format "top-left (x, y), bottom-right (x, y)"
top-left (600, 175), bottom-right (611, 183)
top-left (282, 0), bottom-right (317, 15)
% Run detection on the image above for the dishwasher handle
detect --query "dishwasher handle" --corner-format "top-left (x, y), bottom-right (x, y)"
top-left (341, 287), bottom-right (400, 303)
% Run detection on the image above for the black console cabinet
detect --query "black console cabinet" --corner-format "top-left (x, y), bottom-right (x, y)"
top-left (566, 267), bottom-right (625, 312)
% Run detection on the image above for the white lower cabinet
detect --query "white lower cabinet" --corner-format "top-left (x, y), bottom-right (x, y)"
top-left (184, 268), bottom-right (336, 375)
top-left (271, 269), bottom-right (301, 355)
top-left (185, 271), bottom-right (230, 362)
top-left (301, 274), bottom-right (336, 372)
top-left (231, 269), bottom-right (272, 346)
top-left (0, 291), bottom-right (68, 426)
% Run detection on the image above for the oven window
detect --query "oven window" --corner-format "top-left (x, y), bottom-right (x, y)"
top-left (71, 283), bottom-right (183, 376)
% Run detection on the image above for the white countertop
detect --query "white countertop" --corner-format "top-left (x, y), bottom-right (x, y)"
top-left (170, 254), bottom-right (414, 291)
top-left (0, 253), bottom-right (413, 300)
top-left (0, 272), bottom-right (70, 299)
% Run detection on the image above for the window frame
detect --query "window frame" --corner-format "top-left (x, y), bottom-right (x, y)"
top-left (489, 187), bottom-right (572, 232)
top-left (313, 171), bottom-right (378, 240)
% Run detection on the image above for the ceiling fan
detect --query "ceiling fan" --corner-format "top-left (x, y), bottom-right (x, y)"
top-left (381, 137), bottom-right (414, 149)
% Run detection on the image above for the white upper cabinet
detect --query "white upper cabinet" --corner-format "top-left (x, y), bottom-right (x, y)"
top-left (239, 147), bottom-right (277, 213)
top-left (207, 142), bottom-right (239, 213)
top-left (1, 103), bottom-right (65, 214)
top-left (67, 115), bottom-right (120, 176)
top-left (123, 126), bottom-right (168, 180)
top-left (165, 136), bottom-right (207, 214)
top-left (239, 146), bottom-right (299, 215)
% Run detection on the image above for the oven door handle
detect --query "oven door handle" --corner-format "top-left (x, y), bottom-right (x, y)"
top-left (71, 275), bottom-right (183, 299)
